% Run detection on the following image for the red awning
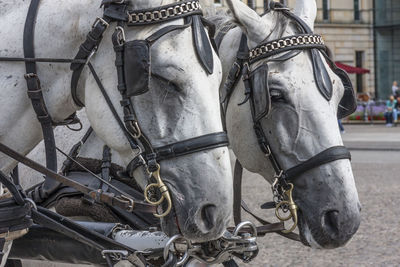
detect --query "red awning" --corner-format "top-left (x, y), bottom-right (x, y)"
top-left (335, 62), bottom-right (370, 74)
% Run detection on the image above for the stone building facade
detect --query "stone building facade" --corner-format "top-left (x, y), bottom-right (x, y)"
top-left (211, 0), bottom-right (376, 97)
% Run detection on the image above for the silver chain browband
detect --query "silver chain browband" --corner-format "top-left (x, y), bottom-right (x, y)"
top-left (127, 0), bottom-right (202, 25)
top-left (249, 34), bottom-right (325, 63)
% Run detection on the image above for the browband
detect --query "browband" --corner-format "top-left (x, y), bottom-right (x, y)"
top-left (103, 0), bottom-right (203, 26)
top-left (249, 34), bottom-right (325, 64)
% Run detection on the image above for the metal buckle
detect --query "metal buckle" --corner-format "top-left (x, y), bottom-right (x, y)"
top-left (119, 195), bottom-right (135, 212)
top-left (101, 250), bottom-right (129, 261)
top-left (92, 17), bottom-right (109, 29)
top-left (24, 73), bottom-right (38, 79)
top-left (115, 26), bottom-right (126, 45)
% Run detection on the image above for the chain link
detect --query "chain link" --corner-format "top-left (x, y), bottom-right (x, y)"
top-left (127, 1), bottom-right (201, 25)
top-left (163, 222), bottom-right (258, 266)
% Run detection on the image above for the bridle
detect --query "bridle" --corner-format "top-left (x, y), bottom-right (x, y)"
top-left (0, 0), bottom-right (229, 219)
top-left (219, 2), bottom-right (357, 235)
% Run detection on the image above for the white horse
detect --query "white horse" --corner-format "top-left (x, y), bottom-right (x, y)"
top-left (0, 0), bottom-right (233, 265)
top-left (219, 0), bottom-right (361, 249)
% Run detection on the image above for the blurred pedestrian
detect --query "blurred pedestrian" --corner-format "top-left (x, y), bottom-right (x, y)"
top-left (392, 81), bottom-right (399, 97)
top-left (395, 96), bottom-right (400, 123)
top-left (384, 95), bottom-right (397, 127)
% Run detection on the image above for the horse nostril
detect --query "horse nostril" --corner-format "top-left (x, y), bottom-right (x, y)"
top-left (200, 204), bottom-right (217, 231)
top-left (323, 210), bottom-right (340, 235)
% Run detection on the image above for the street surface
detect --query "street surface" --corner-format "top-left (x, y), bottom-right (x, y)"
top-left (19, 125), bottom-right (400, 266)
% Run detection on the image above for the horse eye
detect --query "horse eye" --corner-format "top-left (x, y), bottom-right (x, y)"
top-left (270, 89), bottom-right (285, 102)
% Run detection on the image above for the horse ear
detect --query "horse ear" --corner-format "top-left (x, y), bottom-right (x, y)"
top-left (225, 0), bottom-right (273, 45)
top-left (294, 0), bottom-right (317, 30)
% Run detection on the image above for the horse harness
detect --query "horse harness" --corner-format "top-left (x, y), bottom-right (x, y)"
top-left (0, 1), bottom-right (231, 265)
top-left (217, 2), bottom-right (357, 236)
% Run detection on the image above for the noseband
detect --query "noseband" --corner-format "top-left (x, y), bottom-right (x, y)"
top-left (220, 3), bottom-right (356, 234)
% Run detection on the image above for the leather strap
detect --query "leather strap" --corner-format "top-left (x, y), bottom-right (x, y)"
top-left (232, 160), bottom-right (300, 241)
top-left (70, 16), bottom-right (111, 107)
top-left (284, 146), bottom-right (351, 181)
top-left (154, 132), bottom-right (229, 161)
top-left (24, 0), bottom-right (59, 202)
top-left (0, 142), bottom-right (157, 214)
top-left (0, 238), bottom-right (5, 263)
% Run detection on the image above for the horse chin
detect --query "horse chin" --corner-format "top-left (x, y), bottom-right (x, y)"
top-left (159, 183), bottom-right (229, 243)
top-left (297, 211), bottom-right (319, 248)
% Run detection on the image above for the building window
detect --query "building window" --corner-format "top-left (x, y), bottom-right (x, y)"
top-left (214, 0), bottom-right (222, 5)
top-left (356, 51), bottom-right (364, 93)
top-left (323, 0), bottom-right (329, 21)
top-left (354, 0), bottom-right (360, 21)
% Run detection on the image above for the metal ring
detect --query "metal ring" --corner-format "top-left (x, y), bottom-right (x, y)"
top-left (24, 198), bottom-right (37, 210)
top-left (144, 183), bottom-right (165, 205)
top-left (163, 235), bottom-right (191, 266)
top-left (233, 221), bottom-right (258, 237)
top-left (66, 121), bottom-right (83, 132)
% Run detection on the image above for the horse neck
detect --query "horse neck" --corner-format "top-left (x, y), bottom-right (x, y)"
top-left (0, 0), bottom-right (103, 174)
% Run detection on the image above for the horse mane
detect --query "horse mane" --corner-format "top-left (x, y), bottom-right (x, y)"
top-left (206, 9), bottom-right (294, 44)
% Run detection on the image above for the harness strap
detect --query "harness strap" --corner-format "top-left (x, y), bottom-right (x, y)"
top-left (284, 146), bottom-right (351, 181)
top-left (154, 132), bottom-right (229, 161)
top-left (71, 16), bottom-right (112, 107)
top-left (0, 238), bottom-right (5, 264)
top-left (0, 142), bottom-right (157, 214)
top-left (232, 160), bottom-right (300, 241)
top-left (23, 0), bottom-right (60, 202)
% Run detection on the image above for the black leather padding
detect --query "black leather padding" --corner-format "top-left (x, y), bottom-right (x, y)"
top-left (250, 64), bottom-right (270, 122)
top-left (124, 40), bottom-right (151, 97)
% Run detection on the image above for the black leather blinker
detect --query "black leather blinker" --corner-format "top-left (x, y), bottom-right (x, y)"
top-left (192, 15), bottom-right (214, 75)
top-left (250, 64), bottom-right (271, 122)
top-left (124, 40), bottom-right (151, 97)
top-left (311, 49), bottom-right (333, 101)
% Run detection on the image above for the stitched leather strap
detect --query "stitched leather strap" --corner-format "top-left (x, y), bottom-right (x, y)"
top-left (0, 142), bottom-right (157, 214)
top-left (284, 146), bottom-right (351, 181)
top-left (154, 132), bottom-right (229, 161)
top-left (24, 0), bottom-right (59, 202)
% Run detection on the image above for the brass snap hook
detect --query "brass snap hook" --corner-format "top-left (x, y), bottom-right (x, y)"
top-left (144, 164), bottom-right (172, 218)
top-left (275, 183), bottom-right (298, 233)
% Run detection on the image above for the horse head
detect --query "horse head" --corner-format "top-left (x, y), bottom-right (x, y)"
top-left (85, 0), bottom-right (233, 242)
top-left (222, 0), bottom-right (360, 248)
